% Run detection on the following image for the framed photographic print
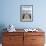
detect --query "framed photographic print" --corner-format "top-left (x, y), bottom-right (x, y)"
top-left (20, 5), bottom-right (33, 22)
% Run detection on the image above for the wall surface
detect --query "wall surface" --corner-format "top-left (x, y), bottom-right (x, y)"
top-left (0, 0), bottom-right (46, 31)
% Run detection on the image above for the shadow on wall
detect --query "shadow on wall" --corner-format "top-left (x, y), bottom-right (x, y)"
top-left (0, 24), bottom-right (7, 43)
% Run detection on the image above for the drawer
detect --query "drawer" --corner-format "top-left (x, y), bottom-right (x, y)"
top-left (24, 32), bottom-right (44, 36)
top-left (32, 44), bottom-right (44, 46)
top-left (24, 36), bottom-right (32, 45)
top-left (3, 35), bottom-right (23, 44)
top-left (32, 36), bottom-right (45, 44)
top-left (3, 32), bottom-right (23, 36)
top-left (3, 36), bottom-right (9, 44)
top-left (24, 36), bottom-right (32, 40)
top-left (3, 36), bottom-right (23, 42)
top-left (3, 37), bottom-right (23, 46)
top-left (3, 43), bottom-right (23, 46)
top-left (3, 43), bottom-right (21, 46)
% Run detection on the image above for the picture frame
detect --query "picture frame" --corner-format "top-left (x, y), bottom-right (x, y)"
top-left (20, 5), bottom-right (33, 22)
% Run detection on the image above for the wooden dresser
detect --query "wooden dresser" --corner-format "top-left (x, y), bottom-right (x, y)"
top-left (2, 30), bottom-right (45, 46)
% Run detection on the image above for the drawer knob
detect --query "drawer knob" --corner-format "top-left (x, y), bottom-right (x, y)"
top-left (32, 39), bottom-right (36, 40)
top-left (9, 37), bottom-right (14, 40)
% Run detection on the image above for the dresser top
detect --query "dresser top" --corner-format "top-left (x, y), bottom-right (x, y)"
top-left (4, 29), bottom-right (44, 33)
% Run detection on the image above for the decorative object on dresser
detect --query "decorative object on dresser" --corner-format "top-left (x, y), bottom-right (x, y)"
top-left (7, 24), bottom-right (16, 32)
top-left (2, 29), bottom-right (45, 46)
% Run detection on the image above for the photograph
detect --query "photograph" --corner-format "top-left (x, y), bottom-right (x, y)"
top-left (20, 5), bottom-right (33, 22)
